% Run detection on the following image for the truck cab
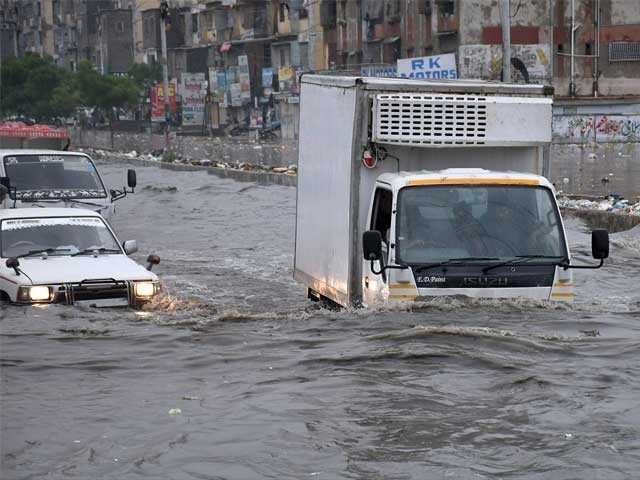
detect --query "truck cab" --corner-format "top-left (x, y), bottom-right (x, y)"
top-left (362, 169), bottom-right (574, 304)
top-left (0, 149), bottom-right (136, 221)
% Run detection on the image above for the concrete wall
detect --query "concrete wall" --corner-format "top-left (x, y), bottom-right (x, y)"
top-left (70, 128), bottom-right (298, 168)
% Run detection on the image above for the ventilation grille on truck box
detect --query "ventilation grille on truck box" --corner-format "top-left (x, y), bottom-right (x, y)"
top-left (373, 93), bottom-right (488, 146)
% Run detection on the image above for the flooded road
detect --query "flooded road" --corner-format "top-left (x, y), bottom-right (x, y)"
top-left (2, 160), bottom-right (640, 479)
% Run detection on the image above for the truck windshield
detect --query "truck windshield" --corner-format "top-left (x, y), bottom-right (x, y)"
top-left (3, 154), bottom-right (106, 200)
top-left (1, 217), bottom-right (121, 258)
top-left (395, 185), bottom-right (567, 264)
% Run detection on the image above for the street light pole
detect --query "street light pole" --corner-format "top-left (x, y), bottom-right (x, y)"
top-left (160, 1), bottom-right (170, 148)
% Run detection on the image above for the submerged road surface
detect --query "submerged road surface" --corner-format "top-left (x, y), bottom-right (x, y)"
top-left (2, 160), bottom-right (639, 479)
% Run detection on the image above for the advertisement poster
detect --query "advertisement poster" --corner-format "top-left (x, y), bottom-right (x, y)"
top-left (216, 71), bottom-right (228, 107)
top-left (230, 83), bottom-right (242, 107)
top-left (262, 67), bottom-right (273, 89)
top-left (150, 82), bottom-right (176, 122)
top-left (181, 72), bottom-right (206, 126)
top-left (397, 54), bottom-right (457, 79)
top-left (238, 55), bottom-right (251, 101)
top-left (278, 65), bottom-right (294, 92)
top-left (239, 72), bottom-right (251, 99)
top-left (208, 68), bottom-right (218, 96)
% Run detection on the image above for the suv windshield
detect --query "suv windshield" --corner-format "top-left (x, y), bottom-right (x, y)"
top-left (1, 216), bottom-right (121, 258)
top-left (396, 185), bottom-right (567, 264)
top-left (3, 154), bottom-right (106, 200)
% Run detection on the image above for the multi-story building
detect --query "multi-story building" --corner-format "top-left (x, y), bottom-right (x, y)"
top-left (97, 9), bottom-right (135, 74)
top-left (0, 2), bottom-right (19, 59)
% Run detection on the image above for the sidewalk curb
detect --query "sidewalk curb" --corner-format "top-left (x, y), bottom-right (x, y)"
top-left (98, 155), bottom-right (297, 187)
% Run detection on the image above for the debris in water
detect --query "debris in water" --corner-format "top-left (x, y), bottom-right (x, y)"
top-left (168, 408), bottom-right (182, 415)
top-left (580, 329), bottom-right (600, 337)
top-left (181, 396), bottom-right (202, 401)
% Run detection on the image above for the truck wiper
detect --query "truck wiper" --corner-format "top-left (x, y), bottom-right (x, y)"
top-left (415, 257), bottom-right (499, 272)
top-left (18, 247), bottom-right (73, 258)
top-left (71, 247), bottom-right (121, 257)
top-left (482, 255), bottom-right (567, 273)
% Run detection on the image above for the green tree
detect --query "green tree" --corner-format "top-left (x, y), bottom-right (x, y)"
top-left (128, 62), bottom-right (162, 90)
top-left (76, 61), bottom-right (141, 145)
top-left (0, 53), bottom-right (78, 122)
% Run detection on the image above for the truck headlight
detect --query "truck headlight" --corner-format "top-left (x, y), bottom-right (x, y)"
top-left (134, 281), bottom-right (156, 298)
top-left (17, 286), bottom-right (54, 303)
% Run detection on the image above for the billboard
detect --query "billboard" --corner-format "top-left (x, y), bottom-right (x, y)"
top-left (397, 54), bottom-right (457, 79)
top-left (181, 73), bottom-right (206, 126)
top-left (150, 82), bottom-right (176, 123)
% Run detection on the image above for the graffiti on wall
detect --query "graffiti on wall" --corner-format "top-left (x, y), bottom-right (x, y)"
top-left (553, 115), bottom-right (640, 143)
top-left (458, 44), bottom-right (551, 83)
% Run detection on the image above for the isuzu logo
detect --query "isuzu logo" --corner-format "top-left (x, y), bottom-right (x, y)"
top-left (463, 277), bottom-right (509, 287)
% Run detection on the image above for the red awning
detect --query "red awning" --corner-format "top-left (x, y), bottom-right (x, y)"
top-left (0, 121), bottom-right (69, 139)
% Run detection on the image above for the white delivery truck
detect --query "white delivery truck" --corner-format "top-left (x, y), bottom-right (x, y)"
top-left (294, 75), bottom-right (609, 308)
top-left (0, 149), bottom-right (136, 221)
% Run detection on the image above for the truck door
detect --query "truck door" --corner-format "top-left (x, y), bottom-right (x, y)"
top-left (370, 187), bottom-right (393, 283)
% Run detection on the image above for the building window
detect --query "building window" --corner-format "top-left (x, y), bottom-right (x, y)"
top-left (280, 48), bottom-right (286, 67)
top-left (116, 21), bottom-right (124, 33)
top-left (279, 2), bottom-right (289, 23)
top-left (192, 13), bottom-right (198, 33)
top-left (438, 0), bottom-right (455, 16)
top-left (609, 42), bottom-right (640, 62)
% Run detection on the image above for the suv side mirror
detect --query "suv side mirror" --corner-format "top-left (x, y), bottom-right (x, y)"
top-left (146, 254), bottom-right (160, 271)
top-left (123, 240), bottom-right (138, 255)
top-left (127, 169), bottom-right (137, 189)
top-left (363, 230), bottom-right (382, 261)
top-left (6, 257), bottom-right (20, 275)
top-left (592, 229), bottom-right (609, 259)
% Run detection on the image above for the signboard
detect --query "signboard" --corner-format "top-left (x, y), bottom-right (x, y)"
top-left (181, 73), bottom-right (206, 126)
top-left (397, 54), bottom-right (457, 79)
top-left (150, 82), bottom-right (176, 122)
top-left (361, 65), bottom-right (397, 78)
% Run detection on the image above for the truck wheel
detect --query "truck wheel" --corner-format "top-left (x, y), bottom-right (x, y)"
top-left (0, 291), bottom-right (9, 302)
top-left (307, 288), bottom-right (321, 302)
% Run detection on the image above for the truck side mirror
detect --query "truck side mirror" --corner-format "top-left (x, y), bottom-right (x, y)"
top-left (592, 229), bottom-right (609, 259)
top-left (363, 230), bottom-right (382, 261)
top-left (127, 169), bottom-right (137, 189)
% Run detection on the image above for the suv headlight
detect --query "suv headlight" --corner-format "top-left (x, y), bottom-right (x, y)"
top-left (134, 281), bottom-right (157, 298)
top-left (17, 286), bottom-right (54, 303)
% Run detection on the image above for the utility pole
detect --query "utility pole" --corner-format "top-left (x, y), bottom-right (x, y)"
top-left (308, 0), bottom-right (316, 71)
top-left (160, 0), bottom-right (171, 148)
top-left (499, 0), bottom-right (511, 82)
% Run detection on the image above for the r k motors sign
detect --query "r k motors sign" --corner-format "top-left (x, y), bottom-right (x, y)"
top-left (397, 54), bottom-right (457, 79)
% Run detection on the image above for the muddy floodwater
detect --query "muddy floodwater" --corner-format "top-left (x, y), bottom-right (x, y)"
top-left (2, 160), bottom-right (640, 480)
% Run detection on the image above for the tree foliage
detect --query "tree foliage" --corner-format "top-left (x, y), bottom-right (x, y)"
top-left (0, 55), bottom-right (142, 123)
top-left (128, 62), bottom-right (162, 90)
top-left (0, 53), bottom-right (75, 121)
